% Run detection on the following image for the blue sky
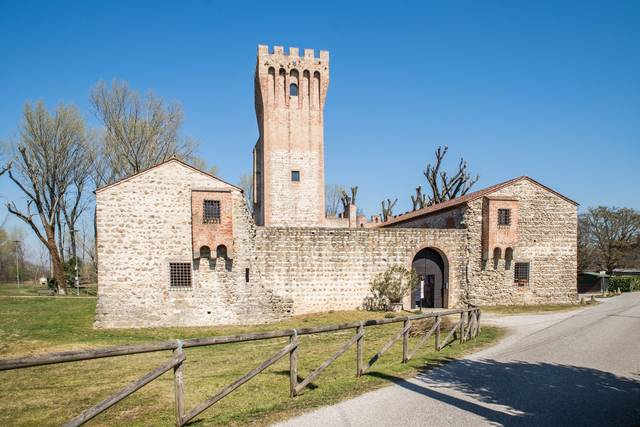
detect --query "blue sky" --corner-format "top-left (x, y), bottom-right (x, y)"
top-left (1, 1), bottom-right (639, 252)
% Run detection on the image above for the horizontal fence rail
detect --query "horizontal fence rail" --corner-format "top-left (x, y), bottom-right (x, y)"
top-left (0, 307), bottom-right (481, 426)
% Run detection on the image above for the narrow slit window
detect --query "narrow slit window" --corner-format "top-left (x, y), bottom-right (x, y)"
top-left (203, 200), bottom-right (221, 223)
top-left (514, 262), bottom-right (530, 286)
top-left (498, 208), bottom-right (511, 226)
top-left (169, 262), bottom-right (192, 288)
top-left (291, 170), bottom-right (300, 182)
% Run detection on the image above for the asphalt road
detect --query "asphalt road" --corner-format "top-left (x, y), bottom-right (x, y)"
top-left (276, 293), bottom-right (640, 426)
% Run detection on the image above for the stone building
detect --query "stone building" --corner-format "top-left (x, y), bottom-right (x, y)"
top-left (94, 45), bottom-right (578, 328)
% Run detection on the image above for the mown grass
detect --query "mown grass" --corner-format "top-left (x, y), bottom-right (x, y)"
top-left (480, 303), bottom-right (587, 315)
top-left (0, 282), bottom-right (97, 298)
top-left (0, 297), bottom-right (503, 426)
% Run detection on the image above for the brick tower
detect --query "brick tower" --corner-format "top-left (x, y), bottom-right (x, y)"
top-left (253, 45), bottom-right (329, 227)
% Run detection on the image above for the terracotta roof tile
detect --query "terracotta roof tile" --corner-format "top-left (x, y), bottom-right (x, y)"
top-left (379, 176), bottom-right (577, 227)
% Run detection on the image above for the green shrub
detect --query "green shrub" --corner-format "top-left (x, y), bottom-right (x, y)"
top-left (607, 276), bottom-right (640, 292)
top-left (365, 265), bottom-right (419, 310)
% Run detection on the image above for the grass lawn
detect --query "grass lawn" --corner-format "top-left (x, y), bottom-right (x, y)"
top-left (480, 303), bottom-right (592, 315)
top-left (0, 282), bottom-right (97, 297)
top-left (0, 297), bottom-right (503, 427)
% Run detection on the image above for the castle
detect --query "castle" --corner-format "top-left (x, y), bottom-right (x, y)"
top-left (94, 45), bottom-right (578, 328)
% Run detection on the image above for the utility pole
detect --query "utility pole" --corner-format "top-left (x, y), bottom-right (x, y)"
top-left (13, 240), bottom-right (21, 288)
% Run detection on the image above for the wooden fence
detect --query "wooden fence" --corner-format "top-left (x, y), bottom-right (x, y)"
top-left (0, 307), bottom-right (481, 426)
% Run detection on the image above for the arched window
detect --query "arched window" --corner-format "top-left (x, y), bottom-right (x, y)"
top-left (505, 247), bottom-right (514, 261)
top-left (199, 246), bottom-right (211, 259)
top-left (505, 247), bottom-right (514, 270)
top-left (290, 83), bottom-right (298, 96)
top-left (493, 247), bottom-right (502, 270)
top-left (216, 245), bottom-right (228, 259)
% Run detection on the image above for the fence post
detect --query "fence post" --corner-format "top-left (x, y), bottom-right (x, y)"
top-left (289, 330), bottom-right (298, 397)
top-left (402, 318), bottom-right (410, 363)
top-left (459, 311), bottom-right (465, 344)
top-left (173, 341), bottom-right (185, 427)
top-left (476, 309), bottom-right (482, 335)
top-left (356, 322), bottom-right (364, 376)
top-left (435, 315), bottom-right (441, 351)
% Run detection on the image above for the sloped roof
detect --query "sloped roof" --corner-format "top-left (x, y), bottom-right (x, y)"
top-left (95, 157), bottom-right (243, 194)
top-left (380, 176), bottom-right (578, 227)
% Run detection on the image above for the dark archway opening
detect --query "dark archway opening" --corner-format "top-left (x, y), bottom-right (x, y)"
top-left (411, 248), bottom-right (448, 309)
top-left (216, 245), bottom-right (228, 259)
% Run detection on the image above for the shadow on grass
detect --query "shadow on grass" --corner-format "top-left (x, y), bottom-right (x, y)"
top-left (367, 359), bottom-right (640, 426)
top-left (272, 370), bottom-right (319, 390)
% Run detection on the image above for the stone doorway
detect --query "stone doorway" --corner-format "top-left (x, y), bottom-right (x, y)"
top-left (411, 247), bottom-right (448, 309)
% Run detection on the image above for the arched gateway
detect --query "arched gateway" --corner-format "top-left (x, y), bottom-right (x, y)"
top-left (410, 248), bottom-right (448, 309)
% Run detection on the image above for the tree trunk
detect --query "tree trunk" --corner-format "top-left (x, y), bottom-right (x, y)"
top-left (45, 226), bottom-right (67, 295)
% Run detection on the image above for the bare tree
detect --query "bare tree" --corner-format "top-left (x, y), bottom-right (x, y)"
top-left (423, 146), bottom-right (479, 205)
top-left (90, 80), bottom-right (196, 185)
top-left (190, 155), bottom-right (219, 177)
top-left (340, 186), bottom-right (358, 214)
top-left (325, 184), bottom-right (345, 217)
top-left (6, 102), bottom-right (89, 293)
top-left (577, 214), bottom-right (595, 272)
top-left (60, 144), bottom-right (92, 267)
top-left (411, 186), bottom-right (427, 211)
top-left (580, 207), bottom-right (640, 273)
top-left (381, 198), bottom-right (398, 222)
top-left (237, 173), bottom-right (253, 214)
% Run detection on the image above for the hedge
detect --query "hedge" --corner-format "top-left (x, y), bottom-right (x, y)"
top-left (607, 276), bottom-right (640, 292)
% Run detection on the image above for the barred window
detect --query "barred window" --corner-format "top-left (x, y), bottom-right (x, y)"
top-left (514, 262), bottom-right (530, 286)
top-left (169, 263), bottom-right (192, 288)
top-left (203, 200), bottom-right (221, 224)
top-left (498, 209), bottom-right (511, 226)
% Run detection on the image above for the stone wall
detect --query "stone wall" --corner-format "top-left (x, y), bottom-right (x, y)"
top-left (464, 179), bottom-right (578, 305)
top-left (255, 227), bottom-right (468, 314)
top-left (95, 160), bottom-right (292, 328)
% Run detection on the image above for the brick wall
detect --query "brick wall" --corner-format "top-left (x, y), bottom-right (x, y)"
top-left (191, 190), bottom-right (234, 258)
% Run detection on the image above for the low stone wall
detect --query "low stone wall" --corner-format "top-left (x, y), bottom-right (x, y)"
top-left (255, 227), bottom-right (468, 315)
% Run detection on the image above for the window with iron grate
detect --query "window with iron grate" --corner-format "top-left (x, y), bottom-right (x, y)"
top-left (514, 262), bottom-right (530, 286)
top-left (203, 200), bottom-right (221, 223)
top-left (169, 263), bottom-right (192, 288)
top-left (498, 208), bottom-right (511, 226)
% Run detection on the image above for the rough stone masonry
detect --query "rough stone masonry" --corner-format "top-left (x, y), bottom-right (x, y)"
top-left (94, 45), bottom-right (578, 328)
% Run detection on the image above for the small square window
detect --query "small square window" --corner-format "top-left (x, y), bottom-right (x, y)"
top-left (514, 262), bottom-right (530, 286)
top-left (203, 200), bottom-right (221, 224)
top-left (291, 170), bottom-right (300, 182)
top-left (169, 263), bottom-right (192, 288)
top-left (498, 209), bottom-right (511, 226)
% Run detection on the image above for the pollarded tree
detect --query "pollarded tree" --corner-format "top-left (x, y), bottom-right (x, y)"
top-left (421, 146), bottom-right (479, 207)
top-left (381, 198), bottom-right (397, 222)
top-left (6, 102), bottom-right (90, 293)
